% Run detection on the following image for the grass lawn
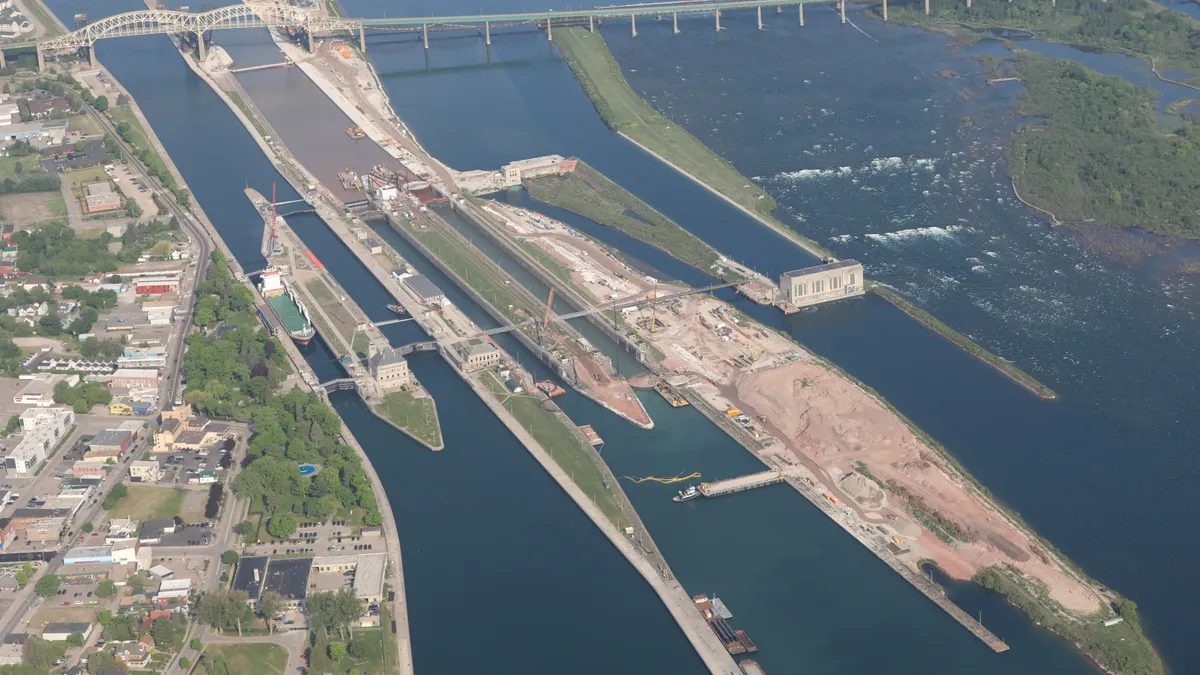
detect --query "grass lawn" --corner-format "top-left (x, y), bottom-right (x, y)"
top-left (554, 27), bottom-right (832, 258)
top-left (204, 643), bottom-right (288, 675)
top-left (107, 485), bottom-right (187, 521)
top-left (374, 390), bottom-right (441, 448)
top-left (554, 27), bottom-right (775, 218)
top-left (226, 91), bottom-right (269, 139)
top-left (0, 155), bottom-right (41, 180)
top-left (62, 167), bottom-right (108, 188)
top-left (339, 628), bottom-right (386, 674)
top-left (69, 114), bottom-right (101, 136)
top-left (110, 107), bottom-right (151, 151)
top-left (0, 192), bottom-right (66, 224)
top-left (20, 0), bottom-right (63, 36)
top-left (482, 371), bottom-right (623, 524)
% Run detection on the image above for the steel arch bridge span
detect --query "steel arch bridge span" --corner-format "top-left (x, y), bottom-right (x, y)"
top-left (38, 3), bottom-right (361, 51)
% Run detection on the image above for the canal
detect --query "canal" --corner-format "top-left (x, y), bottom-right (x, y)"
top-left (37, 1), bottom-right (1176, 674)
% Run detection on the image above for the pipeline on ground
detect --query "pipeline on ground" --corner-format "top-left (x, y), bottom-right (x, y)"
top-left (621, 472), bottom-right (701, 485)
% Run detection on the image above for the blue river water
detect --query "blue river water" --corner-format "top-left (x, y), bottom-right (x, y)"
top-left (36, 0), bottom-right (1200, 672)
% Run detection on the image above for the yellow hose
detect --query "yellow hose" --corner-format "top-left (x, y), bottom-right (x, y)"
top-left (621, 472), bottom-right (701, 485)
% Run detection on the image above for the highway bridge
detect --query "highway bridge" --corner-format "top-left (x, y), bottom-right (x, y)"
top-left (0, 0), bottom-right (931, 70)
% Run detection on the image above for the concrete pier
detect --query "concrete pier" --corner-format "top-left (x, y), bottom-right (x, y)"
top-left (883, 0), bottom-right (888, 21)
top-left (631, 13), bottom-right (636, 37)
top-left (699, 470), bottom-right (784, 498)
top-left (485, 20), bottom-right (491, 45)
top-left (840, 0), bottom-right (846, 23)
top-left (757, 5), bottom-right (763, 29)
top-left (673, 11), bottom-right (679, 33)
top-left (799, 3), bottom-right (804, 25)
top-left (715, 8), bottom-right (721, 30)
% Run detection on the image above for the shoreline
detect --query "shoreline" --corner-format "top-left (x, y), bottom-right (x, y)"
top-left (172, 39), bottom-right (418, 675)
top-left (552, 30), bottom-right (1058, 402)
top-left (187, 30), bottom-right (739, 673)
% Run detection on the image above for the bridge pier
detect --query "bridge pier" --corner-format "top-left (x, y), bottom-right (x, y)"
top-left (485, 20), bottom-right (491, 45)
top-left (35, 45), bottom-right (43, 72)
top-left (547, 17), bottom-right (553, 40)
top-left (359, 24), bottom-right (366, 52)
top-left (196, 32), bottom-right (205, 61)
top-left (883, 0), bottom-right (888, 21)
top-left (925, 0), bottom-right (930, 14)
top-left (0, 50), bottom-right (5, 71)
top-left (631, 14), bottom-right (636, 37)
top-left (840, 0), bottom-right (846, 23)
top-left (306, 29), bottom-right (314, 52)
top-left (422, 23), bottom-right (428, 50)
top-left (799, 3), bottom-right (805, 25)
top-left (589, 15), bottom-right (594, 32)
top-left (673, 11), bottom-right (679, 33)
top-left (757, 6), bottom-right (763, 29)
top-left (967, 0), bottom-right (972, 6)
top-left (715, 8), bottom-right (721, 31)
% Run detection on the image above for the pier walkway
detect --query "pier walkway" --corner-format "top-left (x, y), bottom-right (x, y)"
top-left (699, 470), bottom-right (784, 498)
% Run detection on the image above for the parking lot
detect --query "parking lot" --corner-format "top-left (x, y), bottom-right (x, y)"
top-left (109, 163), bottom-right (158, 218)
top-left (248, 520), bottom-right (382, 556)
top-left (154, 437), bottom-right (235, 485)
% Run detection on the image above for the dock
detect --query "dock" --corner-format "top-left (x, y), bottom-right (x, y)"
top-left (654, 380), bottom-right (689, 407)
top-left (578, 424), bottom-right (604, 447)
top-left (699, 470), bottom-right (783, 498)
top-left (693, 594), bottom-right (757, 656)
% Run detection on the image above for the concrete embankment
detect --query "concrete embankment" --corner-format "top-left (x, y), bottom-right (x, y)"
top-left (384, 206), bottom-right (652, 429)
top-left (678, 379), bottom-right (1010, 653)
top-left (174, 45), bottom-right (417, 675)
top-left (456, 198), bottom-right (657, 367)
top-left (189, 33), bottom-right (744, 673)
top-left (458, 368), bottom-right (741, 674)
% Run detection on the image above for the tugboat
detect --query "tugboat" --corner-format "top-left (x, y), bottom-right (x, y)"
top-left (387, 304), bottom-right (408, 316)
top-left (673, 485), bottom-right (701, 503)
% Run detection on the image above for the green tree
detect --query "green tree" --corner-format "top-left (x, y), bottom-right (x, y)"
top-left (233, 520), bottom-right (255, 538)
top-left (66, 632), bottom-right (85, 647)
top-left (347, 638), bottom-right (381, 660)
top-left (82, 522), bottom-right (93, 533)
top-left (151, 617), bottom-right (178, 648)
top-left (257, 591), bottom-right (286, 634)
top-left (38, 313), bottom-right (62, 336)
top-left (190, 638), bottom-right (202, 651)
top-left (102, 483), bottom-right (128, 510)
top-left (95, 579), bottom-right (116, 598)
top-left (34, 574), bottom-right (60, 597)
top-left (126, 199), bottom-right (142, 219)
top-left (73, 140), bottom-right (84, 152)
top-left (179, 657), bottom-right (191, 670)
top-left (220, 550), bottom-right (238, 565)
top-left (265, 514), bottom-right (297, 539)
top-left (92, 96), bottom-right (109, 112)
top-left (327, 642), bottom-right (346, 662)
top-left (25, 636), bottom-right (61, 669)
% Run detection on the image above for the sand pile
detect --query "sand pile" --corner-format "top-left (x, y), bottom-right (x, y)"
top-left (839, 472), bottom-right (884, 509)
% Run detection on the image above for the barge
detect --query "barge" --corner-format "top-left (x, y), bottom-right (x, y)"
top-left (693, 594), bottom-right (757, 655)
top-left (536, 380), bottom-right (566, 398)
top-left (257, 266), bottom-right (317, 346)
top-left (654, 380), bottom-right (689, 407)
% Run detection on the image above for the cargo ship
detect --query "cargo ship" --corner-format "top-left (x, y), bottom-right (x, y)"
top-left (536, 380), bottom-right (566, 398)
top-left (257, 267), bottom-right (316, 346)
top-left (346, 126), bottom-right (366, 139)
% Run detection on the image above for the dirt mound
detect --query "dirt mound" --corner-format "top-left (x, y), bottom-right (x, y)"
top-left (839, 472), bottom-right (884, 509)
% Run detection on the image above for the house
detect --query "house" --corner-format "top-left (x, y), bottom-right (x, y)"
top-left (41, 622), bottom-right (93, 642)
top-left (109, 401), bottom-right (133, 416)
top-left (107, 518), bottom-right (138, 542)
top-left (111, 368), bottom-right (158, 390)
top-left (71, 460), bottom-right (106, 478)
top-left (110, 539), bottom-right (139, 564)
top-left (26, 97), bottom-right (69, 119)
top-left (154, 577), bottom-right (191, 603)
top-left (111, 642), bottom-right (151, 668)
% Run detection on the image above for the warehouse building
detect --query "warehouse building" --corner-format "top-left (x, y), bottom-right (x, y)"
top-left (231, 556), bottom-right (268, 603)
top-left (85, 428), bottom-right (133, 461)
top-left (134, 274), bottom-right (181, 295)
top-left (311, 553), bottom-right (386, 604)
top-left (41, 623), bottom-right (94, 642)
top-left (778, 260), bottom-right (864, 308)
top-left (111, 368), bottom-right (159, 390)
top-left (402, 274), bottom-right (445, 305)
top-left (83, 183), bottom-right (122, 214)
top-left (63, 546), bottom-right (113, 565)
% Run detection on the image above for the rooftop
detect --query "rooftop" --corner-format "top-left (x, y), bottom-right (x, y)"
top-left (43, 622), bottom-right (91, 635)
top-left (90, 429), bottom-right (131, 447)
top-left (231, 556), bottom-right (268, 601)
top-left (781, 259), bottom-right (862, 278)
top-left (402, 274), bottom-right (443, 301)
top-left (263, 557), bottom-right (312, 601)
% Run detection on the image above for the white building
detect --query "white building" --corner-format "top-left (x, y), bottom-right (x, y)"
top-left (129, 460), bottom-right (162, 483)
top-left (778, 260), bottom-right (865, 308)
top-left (5, 407), bottom-right (75, 476)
